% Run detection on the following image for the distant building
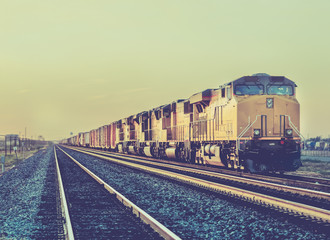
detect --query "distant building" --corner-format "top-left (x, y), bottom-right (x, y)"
top-left (5, 134), bottom-right (20, 147)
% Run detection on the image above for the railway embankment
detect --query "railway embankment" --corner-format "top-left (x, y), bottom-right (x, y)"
top-left (0, 146), bottom-right (54, 238)
top-left (0, 147), bottom-right (48, 177)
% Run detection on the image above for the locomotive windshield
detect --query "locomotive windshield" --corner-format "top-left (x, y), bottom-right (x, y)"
top-left (234, 85), bottom-right (264, 95)
top-left (267, 85), bottom-right (293, 95)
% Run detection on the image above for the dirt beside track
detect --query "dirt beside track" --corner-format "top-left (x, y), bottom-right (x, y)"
top-left (287, 156), bottom-right (330, 179)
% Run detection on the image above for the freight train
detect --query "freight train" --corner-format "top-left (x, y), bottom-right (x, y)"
top-left (62, 73), bottom-right (303, 173)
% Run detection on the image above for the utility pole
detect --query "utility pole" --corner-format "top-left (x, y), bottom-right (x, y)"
top-left (1, 156), bottom-right (4, 173)
top-left (23, 127), bottom-right (26, 160)
top-left (14, 146), bottom-right (18, 165)
top-left (9, 135), bottom-right (12, 155)
top-left (1, 135), bottom-right (5, 173)
top-left (22, 140), bottom-right (24, 160)
top-left (4, 136), bottom-right (7, 156)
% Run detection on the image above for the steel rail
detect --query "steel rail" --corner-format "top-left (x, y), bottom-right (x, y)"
top-left (63, 146), bottom-right (330, 224)
top-left (57, 146), bottom-right (181, 240)
top-left (54, 146), bottom-right (75, 240)
top-left (65, 146), bottom-right (330, 201)
top-left (66, 146), bottom-right (330, 187)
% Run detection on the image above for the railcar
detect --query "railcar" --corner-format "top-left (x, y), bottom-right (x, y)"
top-left (77, 132), bottom-right (90, 147)
top-left (63, 73), bottom-right (303, 172)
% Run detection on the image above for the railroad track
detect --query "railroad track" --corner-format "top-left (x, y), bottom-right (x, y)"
top-left (55, 146), bottom-right (180, 239)
top-left (69, 146), bottom-right (330, 192)
top-left (62, 145), bottom-right (330, 227)
top-left (64, 146), bottom-right (330, 205)
top-left (33, 150), bottom-right (64, 239)
top-left (65, 146), bottom-right (330, 195)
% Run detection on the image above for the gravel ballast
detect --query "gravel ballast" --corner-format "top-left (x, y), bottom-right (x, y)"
top-left (0, 146), bottom-right (54, 239)
top-left (64, 147), bottom-right (329, 240)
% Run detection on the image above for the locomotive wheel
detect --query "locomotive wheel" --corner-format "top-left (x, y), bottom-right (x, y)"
top-left (220, 149), bottom-right (229, 167)
top-left (259, 164), bottom-right (268, 172)
top-left (246, 159), bottom-right (256, 173)
top-left (185, 149), bottom-right (191, 163)
top-left (230, 160), bottom-right (234, 168)
top-left (291, 158), bottom-right (302, 171)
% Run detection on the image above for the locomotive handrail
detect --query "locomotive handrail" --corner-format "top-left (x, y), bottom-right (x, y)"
top-left (237, 116), bottom-right (251, 139)
top-left (236, 115), bottom-right (260, 154)
top-left (283, 115), bottom-right (305, 142)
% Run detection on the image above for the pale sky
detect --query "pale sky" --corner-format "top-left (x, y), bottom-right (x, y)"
top-left (1, 0), bottom-right (329, 140)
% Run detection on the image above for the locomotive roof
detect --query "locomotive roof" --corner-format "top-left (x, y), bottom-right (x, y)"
top-left (220, 73), bottom-right (297, 88)
top-left (122, 74), bottom-right (297, 123)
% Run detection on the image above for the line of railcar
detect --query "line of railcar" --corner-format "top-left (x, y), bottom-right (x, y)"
top-left (61, 73), bottom-right (303, 173)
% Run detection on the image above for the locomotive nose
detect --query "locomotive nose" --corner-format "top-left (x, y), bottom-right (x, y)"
top-left (252, 96), bottom-right (298, 138)
top-left (250, 96), bottom-right (275, 138)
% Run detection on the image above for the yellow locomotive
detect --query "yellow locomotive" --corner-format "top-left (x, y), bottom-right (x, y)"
top-left (64, 73), bottom-right (302, 173)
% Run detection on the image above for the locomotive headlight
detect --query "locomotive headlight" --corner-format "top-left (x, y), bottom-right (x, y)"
top-left (254, 129), bottom-right (261, 137)
top-left (285, 129), bottom-right (293, 137)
